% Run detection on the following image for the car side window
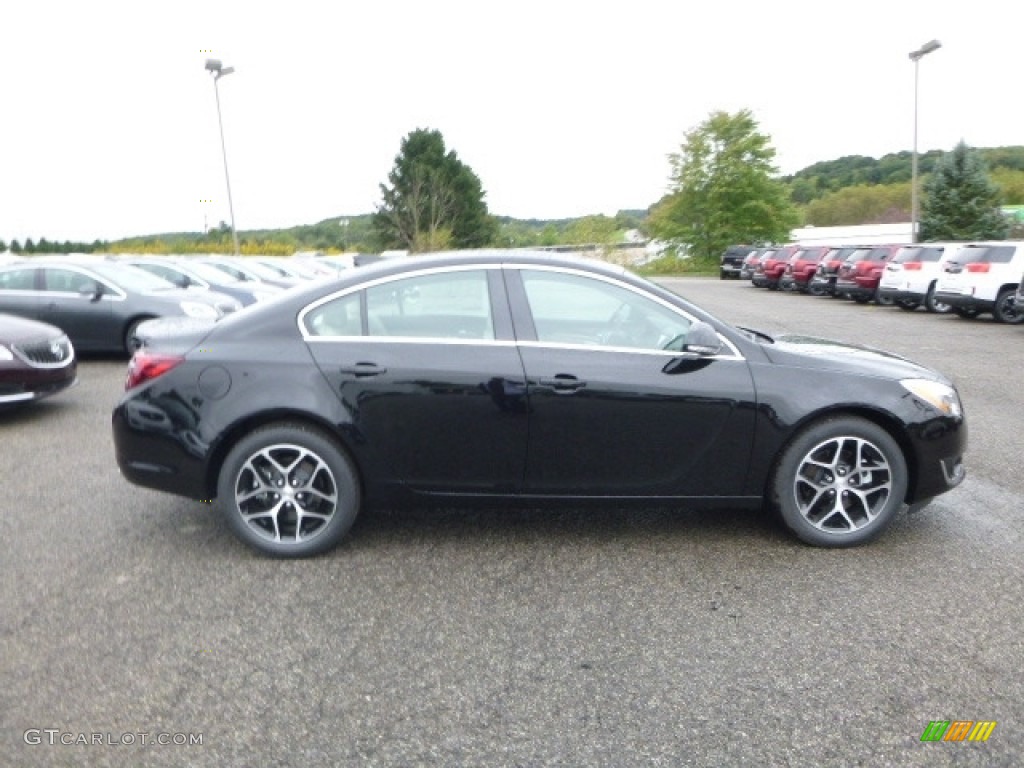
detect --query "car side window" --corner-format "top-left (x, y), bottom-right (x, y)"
top-left (520, 270), bottom-right (691, 351)
top-left (42, 268), bottom-right (100, 293)
top-left (305, 293), bottom-right (362, 337)
top-left (366, 270), bottom-right (494, 340)
top-left (0, 268), bottom-right (38, 290)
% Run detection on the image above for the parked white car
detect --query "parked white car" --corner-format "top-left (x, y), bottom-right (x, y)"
top-left (933, 241), bottom-right (1024, 324)
top-left (877, 242), bottom-right (965, 313)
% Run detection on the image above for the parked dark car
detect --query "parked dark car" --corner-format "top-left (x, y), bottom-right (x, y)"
top-left (740, 247), bottom-right (773, 280)
top-left (0, 313), bottom-right (77, 406)
top-left (0, 259), bottom-right (238, 354)
top-left (808, 246), bottom-right (863, 297)
top-left (779, 246), bottom-right (832, 293)
top-left (834, 245), bottom-right (902, 303)
top-left (751, 245), bottom-right (798, 289)
top-left (113, 251), bottom-right (967, 557)
top-left (720, 245), bottom-right (755, 280)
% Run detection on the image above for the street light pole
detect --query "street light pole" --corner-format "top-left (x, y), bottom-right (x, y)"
top-left (205, 59), bottom-right (241, 257)
top-left (909, 39), bottom-right (941, 244)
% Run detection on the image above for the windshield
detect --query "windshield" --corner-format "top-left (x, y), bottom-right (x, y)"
top-left (91, 262), bottom-right (181, 292)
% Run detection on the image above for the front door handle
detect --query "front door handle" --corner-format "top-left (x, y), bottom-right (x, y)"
top-left (339, 362), bottom-right (387, 377)
top-left (538, 375), bottom-right (586, 393)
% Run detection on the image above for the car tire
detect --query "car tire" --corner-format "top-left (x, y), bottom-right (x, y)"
top-left (123, 317), bottom-right (152, 355)
top-left (896, 299), bottom-right (920, 311)
top-left (924, 283), bottom-right (952, 314)
top-left (874, 289), bottom-right (894, 306)
top-left (992, 288), bottom-right (1024, 324)
top-left (771, 416), bottom-right (907, 548)
top-left (952, 307), bottom-right (981, 319)
top-left (217, 422), bottom-right (361, 557)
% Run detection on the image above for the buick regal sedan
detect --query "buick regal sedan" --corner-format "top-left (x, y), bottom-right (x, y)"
top-left (0, 313), bottom-right (76, 406)
top-left (112, 251), bottom-right (967, 557)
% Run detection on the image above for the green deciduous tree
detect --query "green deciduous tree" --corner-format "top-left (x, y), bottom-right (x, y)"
top-left (804, 183), bottom-right (911, 226)
top-left (649, 110), bottom-right (798, 264)
top-left (920, 141), bottom-right (1008, 241)
top-left (372, 128), bottom-right (496, 252)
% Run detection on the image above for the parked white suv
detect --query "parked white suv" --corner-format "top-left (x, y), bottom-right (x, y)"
top-left (877, 242), bottom-right (965, 313)
top-left (933, 241), bottom-right (1024, 324)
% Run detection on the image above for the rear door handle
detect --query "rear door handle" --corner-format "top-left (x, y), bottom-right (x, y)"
top-left (538, 375), bottom-right (586, 393)
top-left (339, 362), bottom-right (387, 377)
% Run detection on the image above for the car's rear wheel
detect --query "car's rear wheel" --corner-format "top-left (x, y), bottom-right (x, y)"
top-left (217, 423), bottom-right (361, 557)
top-left (123, 317), bottom-right (152, 355)
top-left (896, 299), bottom-right (920, 311)
top-left (874, 288), bottom-right (894, 306)
top-left (771, 416), bottom-right (907, 547)
top-left (923, 283), bottom-right (950, 313)
top-left (993, 288), bottom-right (1023, 324)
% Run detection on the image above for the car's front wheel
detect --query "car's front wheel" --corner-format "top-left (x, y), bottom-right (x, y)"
top-left (771, 416), bottom-right (907, 547)
top-left (217, 422), bottom-right (361, 557)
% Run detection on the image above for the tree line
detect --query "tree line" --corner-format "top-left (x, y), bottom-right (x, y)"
top-left (6, 122), bottom-right (1022, 262)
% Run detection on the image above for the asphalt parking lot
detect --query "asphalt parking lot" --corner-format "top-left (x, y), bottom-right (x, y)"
top-left (2, 277), bottom-right (1021, 767)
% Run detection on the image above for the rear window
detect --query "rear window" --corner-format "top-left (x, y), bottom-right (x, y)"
top-left (894, 246), bottom-right (945, 263)
top-left (955, 245), bottom-right (1016, 264)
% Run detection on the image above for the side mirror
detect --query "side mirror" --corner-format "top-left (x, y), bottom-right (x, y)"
top-left (682, 320), bottom-right (722, 356)
top-left (78, 281), bottom-right (103, 301)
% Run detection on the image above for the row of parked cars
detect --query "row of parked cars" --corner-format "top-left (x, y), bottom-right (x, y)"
top-left (0, 252), bottom-right (369, 406)
top-left (721, 242), bottom-right (1024, 324)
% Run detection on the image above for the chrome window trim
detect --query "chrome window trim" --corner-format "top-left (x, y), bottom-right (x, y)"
top-left (297, 261), bottom-right (743, 359)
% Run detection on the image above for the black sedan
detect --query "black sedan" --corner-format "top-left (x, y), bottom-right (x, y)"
top-left (0, 313), bottom-right (77, 406)
top-left (112, 251), bottom-right (967, 557)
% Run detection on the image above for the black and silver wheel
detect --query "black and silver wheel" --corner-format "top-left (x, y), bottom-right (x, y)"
top-left (874, 288), bottom-right (894, 306)
top-left (993, 288), bottom-right (1023, 324)
top-left (771, 416), bottom-right (907, 547)
top-left (896, 299), bottom-right (919, 311)
top-left (217, 423), bottom-right (361, 557)
top-left (924, 283), bottom-right (951, 314)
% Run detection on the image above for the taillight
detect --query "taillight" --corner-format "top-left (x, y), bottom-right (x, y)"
top-left (966, 263), bottom-right (990, 273)
top-left (125, 351), bottom-right (185, 390)
top-left (903, 262), bottom-right (922, 271)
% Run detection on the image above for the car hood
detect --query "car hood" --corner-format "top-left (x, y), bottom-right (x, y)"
top-left (0, 313), bottom-right (63, 344)
top-left (759, 333), bottom-right (951, 384)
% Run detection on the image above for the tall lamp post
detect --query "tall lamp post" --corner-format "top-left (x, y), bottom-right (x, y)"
top-left (205, 58), bottom-right (241, 257)
top-left (909, 39), bottom-right (941, 243)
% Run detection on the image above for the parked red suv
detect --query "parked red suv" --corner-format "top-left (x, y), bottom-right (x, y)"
top-left (834, 245), bottom-right (903, 304)
top-left (779, 246), bottom-right (832, 293)
top-left (751, 245), bottom-right (798, 289)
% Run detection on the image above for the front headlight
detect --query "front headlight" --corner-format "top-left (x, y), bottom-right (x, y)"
top-left (901, 378), bottom-right (962, 419)
top-left (0, 344), bottom-right (13, 362)
top-left (180, 301), bottom-right (220, 320)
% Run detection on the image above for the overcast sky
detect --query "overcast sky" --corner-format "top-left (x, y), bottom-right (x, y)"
top-left (2, 0), bottom-right (1022, 243)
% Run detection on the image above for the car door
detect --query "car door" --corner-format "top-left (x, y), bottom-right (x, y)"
top-left (302, 266), bottom-right (529, 494)
top-left (36, 267), bottom-right (117, 351)
top-left (507, 266), bottom-right (757, 497)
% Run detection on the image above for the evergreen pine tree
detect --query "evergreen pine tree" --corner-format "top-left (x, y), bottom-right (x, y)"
top-left (920, 141), bottom-right (1009, 241)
